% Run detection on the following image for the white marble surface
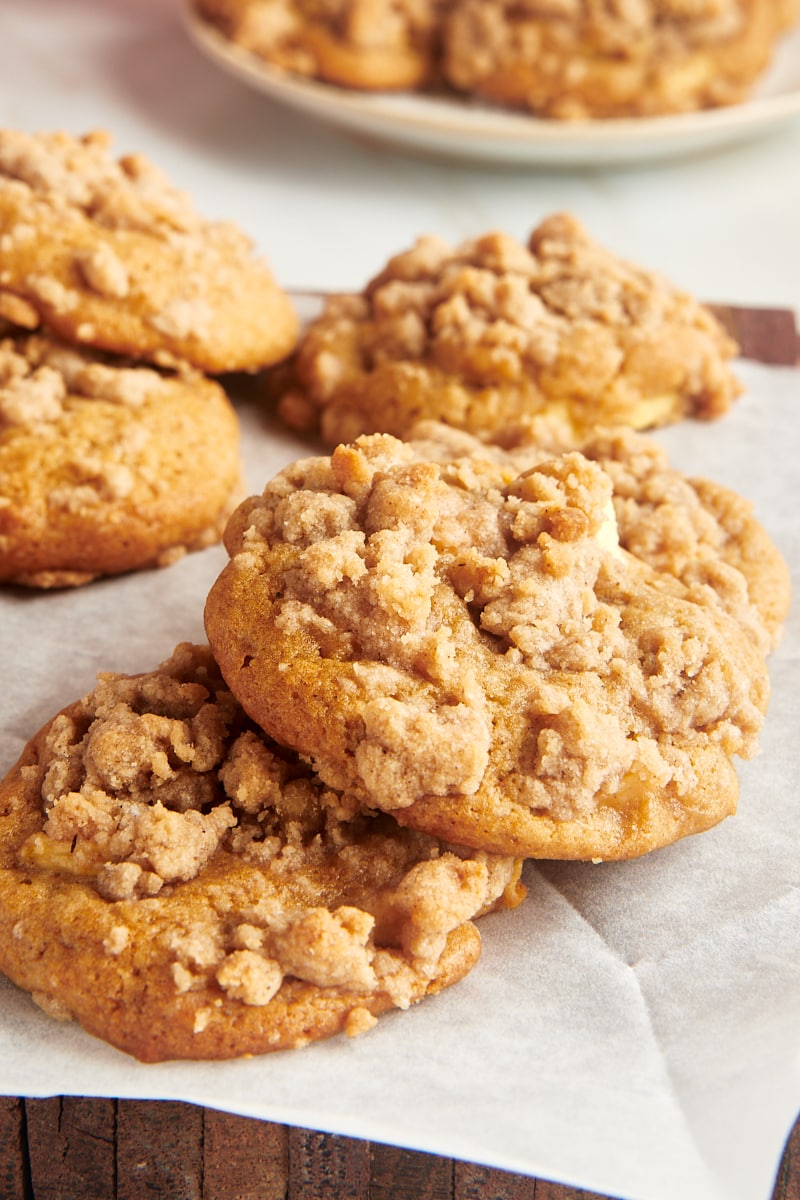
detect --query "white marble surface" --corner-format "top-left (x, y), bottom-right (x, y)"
top-left (0, 6), bottom-right (799, 1200)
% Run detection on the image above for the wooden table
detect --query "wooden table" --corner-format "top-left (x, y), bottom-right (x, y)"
top-left (0, 1098), bottom-right (797, 1199)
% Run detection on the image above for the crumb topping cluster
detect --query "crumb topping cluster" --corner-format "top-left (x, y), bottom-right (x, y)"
top-left (577, 427), bottom-right (782, 653)
top-left (0, 334), bottom-right (170, 427)
top-left (19, 645), bottom-right (518, 1009)
top-left (443, 0), bottom-right (796, 117)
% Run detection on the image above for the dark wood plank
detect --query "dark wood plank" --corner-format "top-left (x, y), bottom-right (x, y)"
top-left (202, 1110), bottom-right (288, 1200)
top-left (772, 1116), bottom-right (800, 1200)
top-left (9, 1099), bottom-right (800, 1200)
top-left (287, 1126), bottom-right (369, 1200)
top-left (533, 1182), bottom-right (609, 1199)
top-left (116, 1100), bottom-right (203, 1200)
top-left (25, 1097), bottom-right (115, 1200)
top-left (0, 1095), bottom-right (29, 1200)
top-left (455, 1159), bottom-right (535, 1199)
top-left (708, 304), bottom-right (799, 366)
top-left (369, 1143), bottom-right (452, 1200)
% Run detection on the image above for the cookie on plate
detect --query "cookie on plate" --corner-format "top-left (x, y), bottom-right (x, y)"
top-left (0, 643), bottom-right (524, 1061)
top-left (194, 0), bottom-right (446, 91)
top-left (275, 214), bottom-right (740, 446)
top-left (0, 128), bottom-right (298, 373)
top-left (441, 0), bottom-right (795, 118)
top-left (0, 332), bottom-right (243, 588)
top-left (205, 424), bottom-right (779, 861)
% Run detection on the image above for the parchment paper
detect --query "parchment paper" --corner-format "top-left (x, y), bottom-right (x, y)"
top-left (1, 361), bottom-right (798, 1200)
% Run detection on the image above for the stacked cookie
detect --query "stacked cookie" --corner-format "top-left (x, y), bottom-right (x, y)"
top-left (0, 201), bottom-right (790, 1063)
top-left (0, 643), bottom-right (525, 1060)
top-left (0, 128), bottom-right (298, 587)
top-left (194, 0), bottom-right (800, 118)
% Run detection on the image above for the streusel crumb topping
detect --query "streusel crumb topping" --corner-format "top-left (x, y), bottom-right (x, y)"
top-left (279, 213), bottom-right (739, 445)
top-left (19, 644), bottom-right (520, 1007)
top-left (0, 335), bottom-right (171, 427)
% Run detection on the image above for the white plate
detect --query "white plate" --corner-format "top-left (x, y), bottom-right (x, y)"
top-left (184, 7), bottom-right (800, 166)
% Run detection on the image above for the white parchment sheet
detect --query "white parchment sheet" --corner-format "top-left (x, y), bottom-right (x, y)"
top-left (0, 361), bottom-right (797, 1200)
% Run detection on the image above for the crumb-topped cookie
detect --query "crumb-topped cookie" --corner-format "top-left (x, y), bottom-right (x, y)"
top-left (0, 129), bottom-right (298, 373)
top-left (442, 0), bottom-right (789, 118)
top-left (205, 424), bottom-right (780, 861)
top-left (0, 332), bottom-right (242, 588)
top-left (194, 0), bottom-right (445, 91)
top-left (275, 214), bottom-right (740, 446)
top-left (0, 643), bottom-right (524, 1061)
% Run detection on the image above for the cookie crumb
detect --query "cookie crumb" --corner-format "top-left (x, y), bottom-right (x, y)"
top-left (27, 275), bottom-right (80, 314)
top-left (193, 1007), bottom-right (213, 1034)
top-left (32, 991), bottom-right (73, 1022)
top-left (103, 925), bottom-right (130, 956)
top-left (216, 950), bottom-right (283, 1006)
top-left (345, 1006), bottom-right (378, 1037)
top-left (76, 244), bottom-right (130, 299)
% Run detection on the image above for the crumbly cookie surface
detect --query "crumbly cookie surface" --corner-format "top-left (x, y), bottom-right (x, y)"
top-left (0, 332), bottom-right (242, 588)
top-left (442, 0), bottom-right (789, 118)
top-left (0, 128), bottom-right (298, 373)
top-left (0, 644), bottom-right (523, 1061)
top-left (275, 214), bottom-right (740, 447)
top-left (205, 424), bottom-right (780, 861)
top-left (195, 0), bottom-right (798, 114)
top-left (195, 0), bottom-right (446, 90)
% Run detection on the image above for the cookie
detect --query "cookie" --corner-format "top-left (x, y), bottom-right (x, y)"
top-left (0, 128), bottom-right (298, 373)
top-left (274, 214), bottom-right (740, 447)
top-left (194, 0), bottom-right (445, 91)
top-left (442, 0), bottom-right (793, 118)
top-left (0, 643), bottom-right (524, 1061)
top-left (205, 424), bottom-right (779, 862)
top-left (0, 332), bottom-right (243, 588)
